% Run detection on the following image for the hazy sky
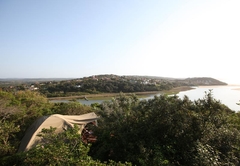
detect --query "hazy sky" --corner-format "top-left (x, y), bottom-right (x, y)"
top-left (1, 0), bottom-right (239, 84)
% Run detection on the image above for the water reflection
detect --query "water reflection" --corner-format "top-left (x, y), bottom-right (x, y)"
top-left (176, 85), bottom-right (240, 111)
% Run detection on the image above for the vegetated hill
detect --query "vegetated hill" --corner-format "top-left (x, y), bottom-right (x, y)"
top-left (0, 75), bottom-right (227, 97)
top-left (123, 75), bottom-right (227, 85)
top-left (175, 77), bottom-right (228, 86)
top-left (113, 75), bottom-right (227, 86)
top-left (124, 75), bottom-right (176, 81)
top-left (0, 75), bottom-right (227, 86)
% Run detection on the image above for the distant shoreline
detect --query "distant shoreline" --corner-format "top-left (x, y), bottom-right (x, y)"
top-left (197, 85), bottom-right (240, 90)
top-left (48, 86), bottom-right (194, 100)
top-left (48, 91), bottom-right (161, 100)
top-left (233, 88), bottom-right (240, 91)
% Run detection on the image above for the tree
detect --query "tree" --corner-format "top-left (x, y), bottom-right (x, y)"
top-left (52, 101), bottom-right (93, 115)
top-left (90, 92), bottom-right (240, 165)
top-left (1, 125), bottom-right (131, 166)
top-left (0, 90), bottom-right (131, 165)
top-left (0, 90), bottom-right (53, 158)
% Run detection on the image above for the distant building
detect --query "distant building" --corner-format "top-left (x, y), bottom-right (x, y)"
top-left (29, 85), bottom-right (38, 91)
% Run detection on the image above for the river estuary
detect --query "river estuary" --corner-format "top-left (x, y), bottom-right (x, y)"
top-left (51, 85), bottom-right (240, 112)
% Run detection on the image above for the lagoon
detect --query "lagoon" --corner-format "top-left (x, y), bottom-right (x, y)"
top-left (50, 85), bottom-right (240, 112)
top-left (176, 85), bottom-right (240, 112)
top-left (140, 85), bottom-right (240, 111)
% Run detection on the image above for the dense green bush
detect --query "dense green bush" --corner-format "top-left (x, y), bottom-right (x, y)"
top-left (52, 101), bottom-right (93, 115)
top-left (0, 90), bottom-right (53, 157)
top-left (0, 90), bottom-right (131, 165)
top-left (90, 92), bottom-right (240, 165)
top-left (1, 90), bottom-right (240, 165)
top-left (2, 126), bottom-right (131, 166)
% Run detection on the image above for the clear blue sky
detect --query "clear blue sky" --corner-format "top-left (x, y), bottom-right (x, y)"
top-left (1, 0), bottom-right (239, 84)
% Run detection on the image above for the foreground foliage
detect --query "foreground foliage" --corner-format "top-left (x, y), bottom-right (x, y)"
top-left (0, 90), bottom-right (130, 165)
top-left (2, 126), bottom-right (131, 166)
top-left (90, 92), bottom-right (240, 165)
top-left (1, 89), bottom-right (240, 165)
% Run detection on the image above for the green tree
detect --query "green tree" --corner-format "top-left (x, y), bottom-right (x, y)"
top-left (0, 90), bottom-right (52, 158)
top-left (90, 92), bottom-right (240, 165)
top-left (52, 101), bottom-right (93, 115)
top-left (2, 126), bottom-right (131, 166)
